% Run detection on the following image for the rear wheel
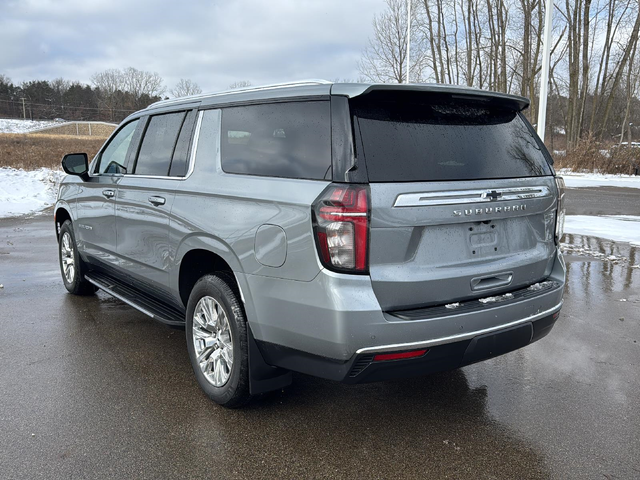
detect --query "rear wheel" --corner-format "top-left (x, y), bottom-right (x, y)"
top-left (185, 273), bottom-right (251, 408)
top-left (58, 220), bottom-right (97, 295)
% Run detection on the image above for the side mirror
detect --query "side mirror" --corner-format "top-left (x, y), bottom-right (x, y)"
top-left (61, 153), bottom-right (89, 178)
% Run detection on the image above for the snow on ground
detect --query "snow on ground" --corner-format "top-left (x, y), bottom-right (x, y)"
top-left (0, 118), bottom-right (58, 134)
top-left (559, 171), bottom-right (640, 189)
top-left (560, 243), bottom-right (633, 265)
top-left (0, 168), bottom-right (63, 218)
top-left (564, 215), bottom-right (640, 247)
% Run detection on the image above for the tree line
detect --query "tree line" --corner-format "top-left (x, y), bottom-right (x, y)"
top-left (359, 0), bottom-right (640, 149)
top-left (0, 68), bottom-right (203, 123)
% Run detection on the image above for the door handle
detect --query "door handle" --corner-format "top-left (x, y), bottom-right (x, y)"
top-left (102, 189), bottom-right (115, 199)
top-left (470, 272), bottom-right (513, 291)
top-left (148, 196), bottom-right (166, 206)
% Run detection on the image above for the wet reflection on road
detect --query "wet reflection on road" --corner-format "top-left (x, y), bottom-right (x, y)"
top-left (563, 233), bottom-right (640, 296)
top-left (458, 234), bottom-right (640, 479)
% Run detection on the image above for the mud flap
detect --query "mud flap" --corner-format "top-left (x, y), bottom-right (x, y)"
top-left (248, 325), bottom-right (292, 395)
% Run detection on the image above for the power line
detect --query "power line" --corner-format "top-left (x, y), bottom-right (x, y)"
top-left (0, 97), bottom-right (137, 114)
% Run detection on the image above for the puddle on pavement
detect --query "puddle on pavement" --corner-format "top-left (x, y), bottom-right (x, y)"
top-left (562, 233), bottom-right (640, 300)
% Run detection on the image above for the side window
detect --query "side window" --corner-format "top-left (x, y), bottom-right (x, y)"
top-left (95, 119), bottom-right (139, 174)
top-left (134, 111), bottom-right (186, 176)
top-left (169, 110), bottom-right (197, 177)
top-left (220, 101), bottom-right (331, 180)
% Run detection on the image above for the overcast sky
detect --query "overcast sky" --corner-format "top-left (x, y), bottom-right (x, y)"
top-left (0, 0), bottom-right (387, 94)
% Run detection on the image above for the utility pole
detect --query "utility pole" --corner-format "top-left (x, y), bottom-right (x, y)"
top-left (21, 98), bottom-right (26, 119)
top-left (536, 0), bottom-right (554, 142)
top-left (406, 0), bottom-right (411, 84)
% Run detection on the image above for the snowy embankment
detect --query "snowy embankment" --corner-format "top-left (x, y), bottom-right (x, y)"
top-left (560, 172), bottom-right (640, 189)
top-left (559, 171), bottom-right (640, 247)
top-left (0, 118), bottom-right (57, 134)
top-left (0, 168), bottom-right (63, 218)
top-left (564, 215), bottom-right (640, 247)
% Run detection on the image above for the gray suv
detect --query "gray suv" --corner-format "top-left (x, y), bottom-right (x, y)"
top-left (55, 80), bottom-right (566, 408)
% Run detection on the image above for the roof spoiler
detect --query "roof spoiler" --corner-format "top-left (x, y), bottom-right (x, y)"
top-left (331, 83), bottom-right (530, 111)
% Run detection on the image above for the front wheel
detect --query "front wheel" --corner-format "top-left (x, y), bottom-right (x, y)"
top-left (58, 220), bottom-right (97, 295)
top-left (186, 273), bottom-right (251, 408)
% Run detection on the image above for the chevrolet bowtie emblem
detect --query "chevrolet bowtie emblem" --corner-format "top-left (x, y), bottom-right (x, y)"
top-left (484, 190), bottom-right (502, 201)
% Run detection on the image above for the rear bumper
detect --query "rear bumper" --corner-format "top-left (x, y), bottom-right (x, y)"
top-left (355, 299), bottom-right (562, 355)
top-left (244, 250), bottom-right (566, 364)
top-left (256, 310), bottom-right (560, 383)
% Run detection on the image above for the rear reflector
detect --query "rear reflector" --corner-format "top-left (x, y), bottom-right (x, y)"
top-left (373, 349), bottom-right (428, 362)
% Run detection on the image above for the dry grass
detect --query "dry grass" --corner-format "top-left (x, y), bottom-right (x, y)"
top-left (34, 122), bottom-right (116, 137)
top-left (554, 135), bottom-right (640, 175)
top-left (0, 133), bottom-right (108, 170)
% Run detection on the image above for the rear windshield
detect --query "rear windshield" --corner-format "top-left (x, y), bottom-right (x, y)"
top-left (352, 93), bottom-right (552, 182)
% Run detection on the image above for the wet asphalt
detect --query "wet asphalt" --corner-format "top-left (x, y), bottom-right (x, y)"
top-left (564, 186), bottom-right (640, 216)
top-left (0, 187), bottom-right (639, 479)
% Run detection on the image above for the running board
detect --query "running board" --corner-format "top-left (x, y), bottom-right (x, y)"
top-left (85, 272), bottom-right (185, 326)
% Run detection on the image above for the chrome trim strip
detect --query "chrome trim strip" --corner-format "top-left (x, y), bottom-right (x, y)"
top-left (393, 186), bottom-right (552, 207)
top-left (355, 301), bottom-right (563, 355)
top-left (85, 275), bottom-right (156, 319)
top-left (186, 110), bottom-right (203, 178)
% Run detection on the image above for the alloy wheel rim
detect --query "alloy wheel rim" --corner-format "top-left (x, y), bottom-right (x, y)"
top-left (60, 232), bottom-right (75, 284)
top-left (192, 296), bottom-right (234, 387)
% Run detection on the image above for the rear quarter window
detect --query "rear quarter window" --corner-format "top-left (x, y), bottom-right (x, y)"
top-left (220, 101), bottom-right (331, 180)
top-left (352, 93), bottom-right (552, 182)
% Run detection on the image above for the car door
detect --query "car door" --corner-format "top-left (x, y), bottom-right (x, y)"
top-left (75, 118), bottom-right (140, 268)
top-left (115, 110), bottom-right (196, 297)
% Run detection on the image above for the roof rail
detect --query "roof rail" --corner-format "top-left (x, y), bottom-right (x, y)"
top-left (146, 79), bottom-right (333, 110)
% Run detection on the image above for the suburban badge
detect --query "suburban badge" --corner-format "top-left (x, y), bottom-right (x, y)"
top-left (453, 204), bottom-right (527, 216)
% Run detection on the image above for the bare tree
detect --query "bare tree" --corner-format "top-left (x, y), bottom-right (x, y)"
top-left (91, 69), bottom-right (124, 95)
top-left (228, 81), bottom-right (252, 89)
top-left (91, 67), bottom-right (166, 117)
top-left (91, 68), bottom-right (125, 121)
top-left (358, 0), bottom-right (424, 83)
top-left (358, 0), bottom-right (640, 151)
top-left (599, 4), bottom-right (640, 140)
top-left (333, 77), bottom-right (367, 83)
top-left (620, 39), bottom-right (639, 144)
top-left (171, 78), bottom-right (202, 98)
top-left (122, 67), bottom-right (165, 108)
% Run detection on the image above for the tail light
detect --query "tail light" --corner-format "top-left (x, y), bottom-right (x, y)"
top-left (555, 177), bottom-right (566, 244)
top-left (312, 184), bottom-right (369, 273)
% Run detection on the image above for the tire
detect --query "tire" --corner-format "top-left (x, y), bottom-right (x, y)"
top-left (186, 273), bottom-right (251, 408)
top-left (58, 220), bottom-right (97, 295)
